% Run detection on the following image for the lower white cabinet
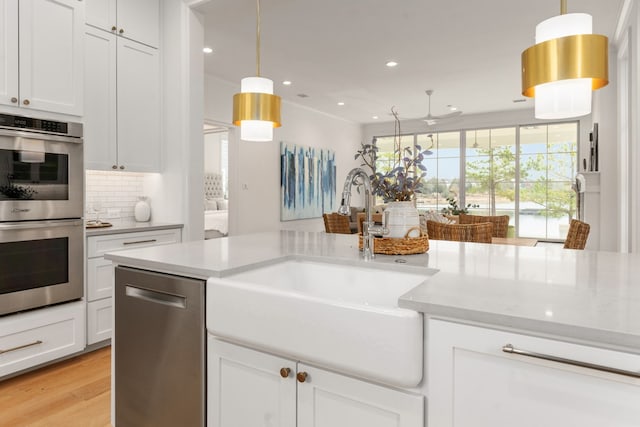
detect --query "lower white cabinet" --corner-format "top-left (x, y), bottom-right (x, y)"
top-left (86, 227), bottom-right (182, 345)
top-left (0, 301), bottom-right (85, 378)
top-left (428, 319), bottom-right (640, 427)
top-left (208, 337), bottom-right (424, 427)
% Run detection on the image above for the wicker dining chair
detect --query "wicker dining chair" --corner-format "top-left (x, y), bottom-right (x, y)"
top-left (458, 213), bottom-right (510, 238)
top-left (426, 220), bottom-right (494, 243)
top-left (356, 212), bottom-right (384, 234)
top-left (323, 213), bottom-right (352, 234)
top-left (563, 219), bottom-right (590, 250)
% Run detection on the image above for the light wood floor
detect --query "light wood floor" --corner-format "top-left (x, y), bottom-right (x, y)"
top-left (0, 347), bottom-right (111, 427)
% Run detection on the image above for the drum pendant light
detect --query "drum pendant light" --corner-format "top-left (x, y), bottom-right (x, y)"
top-left (232, 0), bottom-right (281, 141)
top-left (521, 0), bottom-right (608, 119)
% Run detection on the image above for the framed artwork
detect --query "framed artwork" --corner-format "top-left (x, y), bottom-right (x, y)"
top-left (280, 142), bottom-right (336, 221)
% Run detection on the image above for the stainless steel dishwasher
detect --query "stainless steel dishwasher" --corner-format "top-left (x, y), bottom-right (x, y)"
top-left (115, 266), bottom-right (205, 427)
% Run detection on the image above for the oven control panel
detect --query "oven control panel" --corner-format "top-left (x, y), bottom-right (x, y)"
top-left (0, 113), bottom-right (82, 138)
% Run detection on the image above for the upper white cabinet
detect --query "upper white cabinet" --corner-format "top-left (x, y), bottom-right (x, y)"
top-left (0, 0), bottom-right (84, 116)
top-left (86, 0), bottom-right (159, 48)
top-left (84, 26), bottom-right (160, 172)
top-left (428, 319), bottom-right (640, 427)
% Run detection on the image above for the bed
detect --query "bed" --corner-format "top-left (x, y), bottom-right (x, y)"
top-left (204, 173), bottom-right (228, 239)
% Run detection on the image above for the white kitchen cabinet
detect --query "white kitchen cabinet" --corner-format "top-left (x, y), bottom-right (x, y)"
top-left (0, 301), bottom-right (85, 378)
top-left (84, 25), bottom-right (160, 172)
top-left (0, 0), bottom-right (84, 116)
top-left (86, 0), bottom-right (159, 48)
top-left (428, 319), bottom-right (640, 427)
top-left (208, 338), bottom-right (424, 427)
top-left (86, 227), bottom-right (182, 345)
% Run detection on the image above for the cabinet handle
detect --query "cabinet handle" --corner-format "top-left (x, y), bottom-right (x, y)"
top-left (0, 340), bottom-right (43, 355)
top-left (119, 28), bottom-right (124, 34)
top-left (111, 25), bottom-right (117, 31)
top-left (112, 165), bottom-right (118, 169)
top-left (502, 344), bottom-right (640, 379)
top-left (10, 97), bottom-right (17, 103)
top-left (23, 99), bottom-right (30, 106)
top-left (296, 372), bottom-right (308, 383)
top-left (280, 367), bottom-right (291, 378)
top-left (122, 239), bottom-right (157, 246)
top-left (119, 165), bottom-right (125, 170)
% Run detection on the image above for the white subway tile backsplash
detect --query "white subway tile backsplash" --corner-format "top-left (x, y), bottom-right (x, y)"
top-left (86, 170), bottom-right (148, 220)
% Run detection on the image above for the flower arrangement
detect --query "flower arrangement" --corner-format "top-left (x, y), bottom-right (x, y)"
top-left (0, 174), bottom-right (37, 200)
top-left (354, 108), bottom-right (432, 202)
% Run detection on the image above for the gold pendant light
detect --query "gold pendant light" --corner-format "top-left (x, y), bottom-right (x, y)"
top-left (521, 0), bottom-right (608, 119)
top-left (232, 0), bottom-right (281, 141)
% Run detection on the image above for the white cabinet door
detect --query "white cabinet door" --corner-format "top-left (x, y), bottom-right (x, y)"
top-left (116, 37), bottom-right (160, 172)
top-left (428, 319), bottom-right (640, 427)
top-left (87, 256), bottom-right (114, 301)
top-left (208, 337), bottom-right (297, 427)
top-left (0, 0), bottom-right (18, 108)
top-left (19, 0), bottom-right (84, 115)
top-left (84, 25), bottom-right (117, 171)
top-left (297, 363), bottom-right (424, 427)
top-left (85, 0), bottom-right (116, 33)
top-left (87, 298), bottom-right (112, 345)
top-left (116, 0), bottom-right (159, 48)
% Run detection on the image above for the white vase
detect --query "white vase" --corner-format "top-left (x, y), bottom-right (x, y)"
top-left (383, 201), bottom-right (420, 238)
top-left (134, 196), bottom-right (151, 222)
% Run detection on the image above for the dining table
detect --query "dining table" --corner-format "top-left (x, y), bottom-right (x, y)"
top-left (491, 237), bottom-right (538, 247)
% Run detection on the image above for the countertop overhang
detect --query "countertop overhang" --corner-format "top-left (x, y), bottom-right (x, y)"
top-left (105, 230), bottom-right (640, 353)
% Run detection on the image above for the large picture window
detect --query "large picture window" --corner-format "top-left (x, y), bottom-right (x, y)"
top-left (373, 122), bottom-right (578, 241)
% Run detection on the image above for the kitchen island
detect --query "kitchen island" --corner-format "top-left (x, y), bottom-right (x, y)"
top-left (105, 230), bottom-right (640, 427)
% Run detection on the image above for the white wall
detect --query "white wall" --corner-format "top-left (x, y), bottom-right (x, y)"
top-left (204, 132), bottom-right (224, 173)
top-left (204, 74), bottom-right (362, 235)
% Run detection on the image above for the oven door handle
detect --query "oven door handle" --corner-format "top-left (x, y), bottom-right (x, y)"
top-left (0, 219), bottom-right (83, 230)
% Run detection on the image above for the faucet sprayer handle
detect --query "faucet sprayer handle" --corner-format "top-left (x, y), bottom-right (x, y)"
top-left (337, 204), bottom-right (350, 216)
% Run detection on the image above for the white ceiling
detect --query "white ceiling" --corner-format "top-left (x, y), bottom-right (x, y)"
top-left (195, 0), bottom-right (624, 125)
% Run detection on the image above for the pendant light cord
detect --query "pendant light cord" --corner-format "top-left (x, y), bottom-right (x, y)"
top-left (256, 0), bottom-right (261, 77)
top-left (560, 0), bottom-right (567, 15)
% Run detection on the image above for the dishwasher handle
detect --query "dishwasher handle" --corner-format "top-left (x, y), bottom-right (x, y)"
top-left (125, 285), bottom-right (187, 309)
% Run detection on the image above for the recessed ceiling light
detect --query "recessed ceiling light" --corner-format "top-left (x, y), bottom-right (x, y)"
top-left (447, 105), bottom-right (458, 111)
top-left (203, 47), bottom-right (213, 54)
top-left (385, 61), bottom-right (398, 67)
top-left (513, 98), bottom-right (527, 103)
top-left (372, 116), bottom-right (379, 120)
top-left (337, 102), bottom-right (345, 106)
top-left (297, 93), bottom-right (309, 98)
top-left (282, 80), bottom-right (292, 86)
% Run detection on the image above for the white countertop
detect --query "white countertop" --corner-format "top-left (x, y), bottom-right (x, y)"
top-left (85, 219), bottom-right (183, 236)
top-left (105, 230), bottom-right (640, 352)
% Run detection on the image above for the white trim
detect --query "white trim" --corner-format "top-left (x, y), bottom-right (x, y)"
top-left (614, 0), bottom-right (634, 44)
top-left (617, 29), bottom-right (630, 252)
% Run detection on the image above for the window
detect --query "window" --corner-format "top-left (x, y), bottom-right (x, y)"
top-left (373, 121), bottom-right (578, 241)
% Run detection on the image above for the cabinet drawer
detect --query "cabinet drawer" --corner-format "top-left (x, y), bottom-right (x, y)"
top-left (87, 228), bottom-right (181, 258)
top-left (0, 302), bottom-right (85, 378)
top-left (87, 298), bottom-right (113, 345)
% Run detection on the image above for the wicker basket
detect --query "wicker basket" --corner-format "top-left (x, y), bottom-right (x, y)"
top-left (358, 227), bottom-right (429, 255)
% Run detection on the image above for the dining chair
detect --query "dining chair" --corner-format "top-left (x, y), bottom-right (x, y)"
top-left (458, 213), bottom-right (510, 238)
top-left (426, 221), bottom-right (493, 243)
top-left (563, 219), bottom-right (590, 250)
top-left (323, 213), bottom-right (353, 234)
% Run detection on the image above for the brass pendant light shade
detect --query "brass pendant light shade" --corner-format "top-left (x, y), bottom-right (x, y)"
top-left (522, 33), bottom-right (609, 97)
top-left (232, 92), bottom-right (281, 126)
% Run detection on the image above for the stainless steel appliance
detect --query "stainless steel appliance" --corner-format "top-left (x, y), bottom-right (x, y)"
top-left (115, 266), bottom-right (205, 427)
top-left (0, 113), bottom-right (83, 316)
top-left (0, 219), bottom-right (84, 315)
top-left (0, 113), bottom-right (83, 221)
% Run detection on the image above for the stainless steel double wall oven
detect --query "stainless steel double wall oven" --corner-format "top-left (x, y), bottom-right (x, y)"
top-left (0, 113), bottom-right (84, 316)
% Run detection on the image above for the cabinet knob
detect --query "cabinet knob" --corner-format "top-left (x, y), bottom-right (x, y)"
top-left (23, 99), bottom-right (30, 106)
top-left (119, 165), bottom-right (125, 170)
top-left (111, 25), bottom-right (117, 31)
top-left (10, 97), bottom-right (17, 103)
top-left (279, 367), bottom-right (291, 378)
top-left (112, 165), bottom-right (118, 169)
top-left (296, 372), bottom-right (308, 383)
top-left (119, 28), bottom-right (124, 34)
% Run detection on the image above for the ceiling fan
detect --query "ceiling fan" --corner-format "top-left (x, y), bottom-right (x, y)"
top-left (421, 89), bottom-right (463, 126)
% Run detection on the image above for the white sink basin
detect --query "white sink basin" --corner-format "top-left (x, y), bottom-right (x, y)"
top-left (206, 258), bottom-right (427, 388)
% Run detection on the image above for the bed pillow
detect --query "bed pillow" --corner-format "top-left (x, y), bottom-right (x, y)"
top-left (205, 198), bottom-right (218, 211)
top-left (216, 199), bottom-right (229, 210)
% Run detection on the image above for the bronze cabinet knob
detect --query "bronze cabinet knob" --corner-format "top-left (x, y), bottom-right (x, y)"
top-left (119, 28), bottom-right (124, 34)
top-left (10, 97), bottom-right (17, 103)
top-left (112, 165), bottom-right (118, 169)
top-left (119, 165), bottom-right (125, 170)
top-left (296, 372), bottom-right (308, 383)
top-left (23, 99), bottom-right (30, 105)
top-left (279, 367), bottom-right (291, 378)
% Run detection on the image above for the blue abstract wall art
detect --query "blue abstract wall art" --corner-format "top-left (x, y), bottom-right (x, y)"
top-left (280, 142), bottom-right (336, 221)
